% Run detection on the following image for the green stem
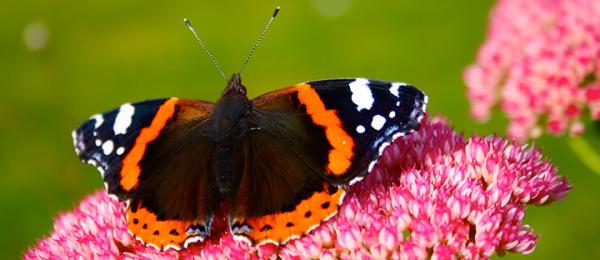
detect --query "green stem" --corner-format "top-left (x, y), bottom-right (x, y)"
top-left (568, 137), bottom-right (600, 177)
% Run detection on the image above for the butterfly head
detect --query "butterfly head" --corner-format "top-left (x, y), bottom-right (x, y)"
top-left (223, 73), bottom-right (247, 96)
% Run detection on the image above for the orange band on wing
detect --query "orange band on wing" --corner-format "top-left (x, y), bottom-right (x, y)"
top-left (120, 98), bottom-right (179, 191)
top-left (236, 184), bottom-right (345, 245)
top-left (127, 205), bottom-right (205, 250)
top-left (296, 84), bottom-right (354, 175)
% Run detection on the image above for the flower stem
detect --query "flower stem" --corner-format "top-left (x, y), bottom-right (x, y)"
top-left (568, 137), bottom-right (600, 177)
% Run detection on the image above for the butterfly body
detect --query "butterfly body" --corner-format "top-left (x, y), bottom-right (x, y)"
top-left (72, 74), bottom-right (428, 250)
top-left (210, 75), bottom-right (253, 194)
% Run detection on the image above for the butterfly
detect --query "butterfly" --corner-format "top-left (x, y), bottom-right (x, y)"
top-left (71, 7), bottom-right (428, 252)
top-left (72, 74), bottom-right (427, 250)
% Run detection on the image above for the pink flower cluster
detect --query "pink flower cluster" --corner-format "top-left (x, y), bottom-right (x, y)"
top-left (26, 117), bottom-right (569, 259)
top-left (464, 0), bottom-right (600, 140)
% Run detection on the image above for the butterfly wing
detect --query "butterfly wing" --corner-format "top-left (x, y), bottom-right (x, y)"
top-left (298, 78), bottom-right (428, 182)
top-left (73, 98), bottom-right (220, 250)
top-left (227, 110), bottom-right (347, 245)
top-left (73, 98), bottom-right (174, 197)
top-left (229, 78), bottom-right (427, 245)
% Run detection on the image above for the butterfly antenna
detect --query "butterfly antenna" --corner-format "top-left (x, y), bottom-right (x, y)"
top-left (239, 6), bottom-right (280, 75)
top-left (184, 18), bottom-right (227, 81)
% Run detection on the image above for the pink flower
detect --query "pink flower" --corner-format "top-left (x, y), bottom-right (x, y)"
top-left (26, 117), bottom-right (569, 259)
top-left (464, 0), bottom-right (600, 140)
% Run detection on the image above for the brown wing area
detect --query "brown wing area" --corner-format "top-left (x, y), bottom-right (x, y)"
top-left (250, 84), bottom-right (359, 185)
top-left (123, 99), bottom-right (220, 251)
top-left (120, 98), bottom-right (180, 191)
top-left (119, 98), bottom-right (214, 191)
top-left (231, 183), bottom-right (345, 245)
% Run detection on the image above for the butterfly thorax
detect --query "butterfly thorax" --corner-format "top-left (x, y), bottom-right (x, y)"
top-left (210, 74), bottom-right (252, 142)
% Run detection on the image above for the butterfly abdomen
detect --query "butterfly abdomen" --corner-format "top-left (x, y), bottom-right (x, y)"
top-left (213, 142), bottom-right (240, 196)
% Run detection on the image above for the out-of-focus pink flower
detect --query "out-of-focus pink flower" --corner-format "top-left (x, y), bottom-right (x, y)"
top-left (464, 0), bottom-right (600, 140)
top-left (26, 117), bottom-right (570, 259)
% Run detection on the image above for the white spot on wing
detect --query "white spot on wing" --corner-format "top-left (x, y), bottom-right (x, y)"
top-left (232, 234), bottom-right (253, 245)
top-left (91, 114), bottom-right (104, 129)
top-left (97, 166), bottom-right (105, 178)
top-left (389, 111), bottom-right (396, 118)
top-left (371, 115), bottom-right (386, 130)
top-left (184, 236), bottom-right (204, 247)
top-left (95, 139), bottom-right (102, 147)
top-left (389, 82), bottom-right (406, 97)
top-left (368, 161), bottom-right (377, 172)
top-left (378, 142), bottom-right (390, 155)
top-left (349, 78), bottom-right (374, 111)
top-left (108, 193), bottom-right (119, 201)
top-left (392, 131), bottom-right (407, 140)
top-left (421, 95), bottom-right (429, 116)
top-left (86, 159), bottom-right (97, 167)
top-left (390, 82), bottom-right (400, 97)
top-left (349, 175), bottom-right (364, 185)
top-left (116, 147), bottom-right (125, 155)
top-left (165, 244), bottom-right (182, 251)
top-left (114, 103), bottom-right (135, 135)
top-left (71, 130), bottom-right (77, 145)
top-left (146, 243), bottom-right (160, 251)
top-left (356, 125), bottom-right (366, 134)
top-left (102, 140), bottom-right (114, 155)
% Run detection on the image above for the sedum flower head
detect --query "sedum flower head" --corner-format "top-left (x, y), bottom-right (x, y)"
top-left (26, 117), bottom-right (569, 259)
top-left (464, 0), bottom-right (600, 140)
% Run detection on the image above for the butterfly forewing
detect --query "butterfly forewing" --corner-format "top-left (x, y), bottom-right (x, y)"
top-left (251, 78), bottom-right (427, 184)
top-left (307, 78), bottom-right (428, 179)
top-left (73, 98), bottom-right (173, 198)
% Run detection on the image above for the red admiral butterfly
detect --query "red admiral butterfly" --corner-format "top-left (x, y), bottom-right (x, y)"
top-left (71, 7), bottom-right (428, 251)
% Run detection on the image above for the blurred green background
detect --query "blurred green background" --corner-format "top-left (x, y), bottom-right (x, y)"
top-left (1, 0), bottom-right (599, 259)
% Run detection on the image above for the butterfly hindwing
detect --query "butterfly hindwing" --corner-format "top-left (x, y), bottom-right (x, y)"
top-left (227, 111), bottom-right (346, 244)
top-left (126, 202), bottom-right (205, 251)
